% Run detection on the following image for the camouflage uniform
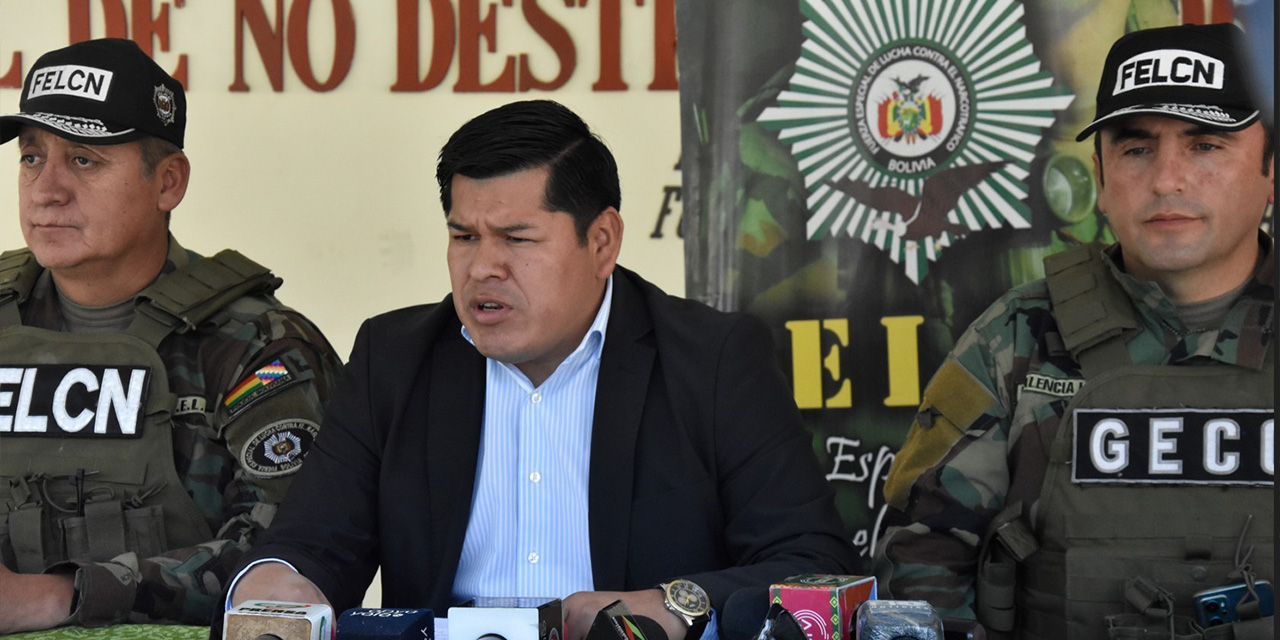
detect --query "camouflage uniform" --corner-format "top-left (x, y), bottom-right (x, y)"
top-left (873, 235), bottom-right (1274, 621)
top-left (1, 236), bottom-right (342, 626)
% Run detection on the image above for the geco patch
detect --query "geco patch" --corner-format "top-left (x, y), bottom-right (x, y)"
top-left (241, 419), bottom-right (319, 477)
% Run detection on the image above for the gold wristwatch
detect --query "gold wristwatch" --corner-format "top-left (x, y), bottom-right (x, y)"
top-left (659, 579), bottom-right (712, 628)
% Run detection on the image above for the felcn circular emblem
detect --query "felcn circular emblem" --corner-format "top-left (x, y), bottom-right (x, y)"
top-left (758, 0), bottom-right (1074, 284)
top-left (241, 419), bottom-right (319, 477)
top-left (852, 42), bottom-right (970, 176)
top-left (153, 84), bottom-right (175, 126)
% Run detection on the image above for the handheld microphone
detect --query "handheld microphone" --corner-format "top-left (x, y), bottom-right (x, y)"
top-left (853, 600), bottom-right (943, 640)
top-left (448, 597), bottom-right (563, 640)
top-left (720, 587), bottom-right (771, 640)
top-left (336, 608), bottom-right (434, 640)
top-left (223, 600), bottom-right (335, 640)
top-left (583, 600), bottom-right (668, 640)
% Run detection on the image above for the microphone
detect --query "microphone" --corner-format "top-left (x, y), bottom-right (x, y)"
top-left (223, 600), bottom-right (335, 640)
top-left (336, 608), bottom-right (435, 640)
top-left (720, 587), bottom-right (771, 640)
top-left (448, 597), bottom-right (563, 640)
top-left (584, 600), bottom-right (668, 640)
top-left (853, 600), bottom-right (943, 640)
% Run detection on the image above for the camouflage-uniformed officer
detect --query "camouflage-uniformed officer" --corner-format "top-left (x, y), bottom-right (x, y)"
top-left (875, 23), bottom-right (1274, 639)
top-left (0, 39), bottom-right (342, 632)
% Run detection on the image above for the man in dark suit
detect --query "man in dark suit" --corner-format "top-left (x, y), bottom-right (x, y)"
top-left (225, 100), bottom-right (857, 640)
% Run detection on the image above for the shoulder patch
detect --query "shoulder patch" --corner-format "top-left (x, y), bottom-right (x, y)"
top-left (224, 359), bottom-right (298, 419)
top-left (240, 418), bottom-right (319, 477)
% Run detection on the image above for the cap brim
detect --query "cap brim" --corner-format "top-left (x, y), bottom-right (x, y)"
top-left (0, 112), bottom-right (141, 145)
top-left (1075, 104), bottom-right (1260, 141)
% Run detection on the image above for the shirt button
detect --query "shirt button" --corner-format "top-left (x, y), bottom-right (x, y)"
top-left (531, 392), bottom-right (542, 404)
top-left (527, 552), bottom-right (540, 564)
top-left (529, 471), bottom-right (542, 483)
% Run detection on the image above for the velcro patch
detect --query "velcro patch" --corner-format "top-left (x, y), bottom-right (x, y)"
top-left (1019, 374), bottom-right (1084, 398)
top-left (224, 360), bottom-right (297, 420)
top-left (1073, 409), bottom-right (1273, 485)
top-left (240, 419), bottom-right (319, 477)
top-left (1114, 49), bottom-right (1223, 94)
top-left (0, 365), bottom-right (149, 437)
top-left (174, 395), bottom-right (207, 417)
top-left (27, 64), bottom-right (113, 101)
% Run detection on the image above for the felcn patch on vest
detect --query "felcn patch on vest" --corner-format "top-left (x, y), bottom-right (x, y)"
top-left (241, 419), bottom-right (319, 477)
top-left (224, 360), bottom-right (296, 419)
top-left (1073, 409), bottom-right (1274, 485)
top-left (0, 365), bottom-right (149, 437)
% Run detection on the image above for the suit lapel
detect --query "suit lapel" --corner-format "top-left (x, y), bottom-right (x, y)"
top-left (426, 324), bottom-right (486, 600)
top-left (588, 271), bottom-right (654, 589)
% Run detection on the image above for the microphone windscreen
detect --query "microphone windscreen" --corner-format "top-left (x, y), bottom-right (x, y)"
top-left (336, 608), bottom-right (435, 639)
top-left (720, 587), bottom-right (772, 640)
top-left (854, 600), bottom-right (943, 640)
top-left (584, 600), bottom-right (668, 640)
top-left (224, 601), bottom-right (335, 640)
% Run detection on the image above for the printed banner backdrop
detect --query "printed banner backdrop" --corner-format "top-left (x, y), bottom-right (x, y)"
top-left (676, 0), bottom-right (1271, 562)
top-left (0, 0), bottom-right (686, 361)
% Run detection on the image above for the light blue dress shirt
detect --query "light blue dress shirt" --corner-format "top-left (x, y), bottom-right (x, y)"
top-left (452, 276), bottom-right (613, 601)
top-left (230, 275), bottom-right (717, 636)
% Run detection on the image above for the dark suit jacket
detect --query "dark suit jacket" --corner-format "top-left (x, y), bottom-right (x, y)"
top-left (237, 266), bottom-right (857, 616)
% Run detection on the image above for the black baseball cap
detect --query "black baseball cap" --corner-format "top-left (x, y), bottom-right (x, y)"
top-left (0, 38), bottom-right (185, 148)
top-left (1075, 23), bottom-right (1261, 142)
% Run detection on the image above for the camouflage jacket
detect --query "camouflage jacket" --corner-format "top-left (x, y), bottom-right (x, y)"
top-left (3, 236), bottom-right (343, 627)
top-left (872, 236), bottom-right (1275, 619)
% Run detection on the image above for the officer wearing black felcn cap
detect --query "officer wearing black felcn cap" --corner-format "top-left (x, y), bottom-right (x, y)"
top-left (876, 22), bottom-right (1273, 640)
top-left (0, 39), bottom-right (342, 633)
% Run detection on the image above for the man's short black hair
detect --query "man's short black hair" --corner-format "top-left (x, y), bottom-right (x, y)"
top-left (436, 100), bottom-right (622, 242)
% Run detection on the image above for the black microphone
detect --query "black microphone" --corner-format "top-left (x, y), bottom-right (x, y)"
top-left (854, 600), bottom-right (943, 640)
top-left (335, 607), bottom-right (434, 640)
top-left (584, 600), bottom-right (669, 640)
top-left (720, 587), bottom-right (772, 640)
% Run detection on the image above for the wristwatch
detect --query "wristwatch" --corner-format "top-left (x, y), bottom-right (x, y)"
top-left (660, 579), bottom-right (712, 629)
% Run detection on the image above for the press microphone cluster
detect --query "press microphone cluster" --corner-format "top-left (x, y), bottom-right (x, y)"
top-left (223, 602), bottom-right (435, 640)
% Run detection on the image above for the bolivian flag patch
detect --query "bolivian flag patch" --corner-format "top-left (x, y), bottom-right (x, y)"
top-left (224, 359), bottom-right (296, 419)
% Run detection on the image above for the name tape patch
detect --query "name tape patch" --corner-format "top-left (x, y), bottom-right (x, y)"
top-left (241, 419), bottom-right (319, 477)
top-left (1074, 408), bottom-right (1273, 485)
top-left (1114, 50), bottom-right (1224, 95)
top-left (0, 365), bottom-right (150, 437)
top-left (1020, 374), bottom-right (1085, 398)
top-left (27, 64), bottom-right (114, 101)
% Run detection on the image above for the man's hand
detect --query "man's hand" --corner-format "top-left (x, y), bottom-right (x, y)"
top-left (229, 562), bottom-right (331, 609)
top-left (0, 563), bottom-right (75, 634)
top-left (563, 589), bottom-right (687, 640)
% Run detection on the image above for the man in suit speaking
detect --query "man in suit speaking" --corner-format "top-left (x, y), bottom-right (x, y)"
top-left (224, 100), bottom-right (857, 639)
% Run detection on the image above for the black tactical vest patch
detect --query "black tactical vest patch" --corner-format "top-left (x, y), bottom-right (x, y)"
top-left (1073, 408), bottom-right (1273, 485)
top-left (0, 365), bottom-right (150, 437)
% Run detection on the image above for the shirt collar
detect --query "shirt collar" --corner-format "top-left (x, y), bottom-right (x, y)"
top-left (1102, 233), bottom-right (1274, 369)
top-left (461, 274), bottom-right (614, 386)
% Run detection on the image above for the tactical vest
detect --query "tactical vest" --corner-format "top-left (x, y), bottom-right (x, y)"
top-left (0, 247), bottom-right (281, 572)
top-left (979, 244), bottom-right (1274, 640)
